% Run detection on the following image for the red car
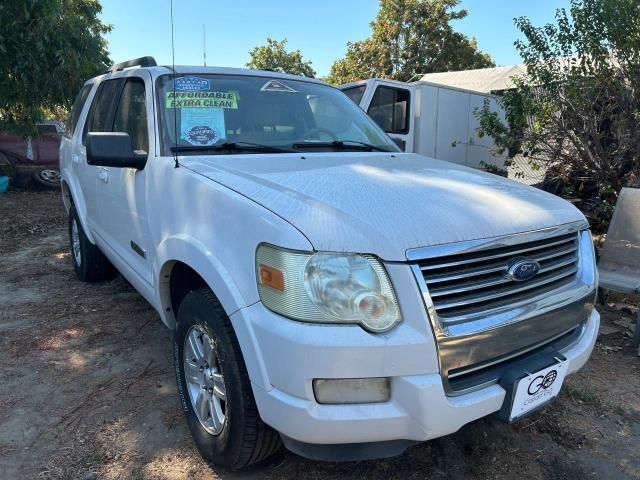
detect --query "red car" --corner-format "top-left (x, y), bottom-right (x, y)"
top-left (0, 121), bottom-right (63, 188)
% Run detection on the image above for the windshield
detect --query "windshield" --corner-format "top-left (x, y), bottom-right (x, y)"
top-left (341, 85), bottom-right (367, 105)
top-left (156, 74), bottom-right (399, 155)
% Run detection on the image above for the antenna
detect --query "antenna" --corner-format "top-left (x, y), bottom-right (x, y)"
top-left (170, 0), bottom-right (179, 168)
top-left (203, 24), bottom-right (207, 67)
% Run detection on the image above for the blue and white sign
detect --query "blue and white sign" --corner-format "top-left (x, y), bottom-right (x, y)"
top-left (174, 76), bottom-right (211, 91)
top-left (181, 107), bottom-right (225, 146)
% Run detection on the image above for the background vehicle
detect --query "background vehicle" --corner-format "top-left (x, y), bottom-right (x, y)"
top-left (339, 78), bottom-right (508, 172)
top-left (0, 121), bottom-right (63, 188)
top-left (60, 57), bottom-right (599, 470)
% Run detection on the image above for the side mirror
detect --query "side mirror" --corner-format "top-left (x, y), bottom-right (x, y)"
top-left (86, 132), bottom-right (147, 170)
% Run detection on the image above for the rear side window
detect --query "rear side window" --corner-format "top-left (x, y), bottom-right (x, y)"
top-left (367, 86), bottom-right (410, 134)
top-left (65, 84), bottom-right (92, 137)
top-left (342, 85), bottom-right (366, 106)
top-left (112, 79), bottom-right (148, 152)
top-left (83, 79), bottom-right (124, 144)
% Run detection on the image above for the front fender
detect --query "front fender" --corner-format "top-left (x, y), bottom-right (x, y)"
top-left (154, 234), bottom-right (247, 329)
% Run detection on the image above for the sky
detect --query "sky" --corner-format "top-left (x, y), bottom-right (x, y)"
top-left (101, 0), bottom-right (571, 78)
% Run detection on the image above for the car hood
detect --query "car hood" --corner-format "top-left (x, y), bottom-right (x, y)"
top-left (183, 152), bottom-right (587, 261)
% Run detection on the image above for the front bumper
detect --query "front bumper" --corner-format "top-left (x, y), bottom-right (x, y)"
top-left (230, 295), bottom-right (599, 448)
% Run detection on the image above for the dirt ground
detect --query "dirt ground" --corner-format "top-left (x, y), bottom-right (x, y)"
top-left (0, 190), bottom-right (639, 480)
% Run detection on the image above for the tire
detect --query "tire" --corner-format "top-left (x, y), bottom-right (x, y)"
top-left (68, 204), bottom-right (116, 282)
top-left (32, 168), bottom-right (61, 189)
top-left (174, 288), bottom-right (281, 469)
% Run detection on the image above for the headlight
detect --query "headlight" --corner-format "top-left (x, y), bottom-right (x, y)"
top-left (256, 244), bottom-right (401, 332)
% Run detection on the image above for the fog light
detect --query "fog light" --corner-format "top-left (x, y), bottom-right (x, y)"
top-left (313, 378), bottom-right (390, 404)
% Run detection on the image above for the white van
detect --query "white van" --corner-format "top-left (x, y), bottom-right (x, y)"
top-left (340, 78), bottom-right (507, 171)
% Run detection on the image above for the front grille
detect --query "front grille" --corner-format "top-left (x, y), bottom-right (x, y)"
top-left (417, 232), bottom-right (580, 324)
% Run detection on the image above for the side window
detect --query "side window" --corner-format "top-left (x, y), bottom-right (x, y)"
top-left (113, 79), bottom-right (148, 152)
top-left (65, 84), bottom-right (92, 137)
top-left (83, 79), bottom-right (123, 145)
top-left (367, 86), bottom-right (410, 134)
top-left (342, 85), bottom-right (367, 106)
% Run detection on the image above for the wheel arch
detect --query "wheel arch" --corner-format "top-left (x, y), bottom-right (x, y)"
top-left (60, 171), bottom-right (96, 244)
top-left (61, 179), bottom-right (72, 213)
top-left (155, 235), bottom-right (249, 330)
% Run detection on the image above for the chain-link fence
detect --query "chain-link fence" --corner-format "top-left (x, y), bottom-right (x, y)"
top-left (508, 154), bottom-right (548, 186)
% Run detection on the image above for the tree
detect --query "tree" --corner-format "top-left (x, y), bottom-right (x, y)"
top-left (326, 0), bottom-right (494, 85)
top-left (246, 38), bottom-right (316, 78)
top-left (0, 0), bottom-right (111, 135)
top-left (476, 0), bottom-right (640, 230)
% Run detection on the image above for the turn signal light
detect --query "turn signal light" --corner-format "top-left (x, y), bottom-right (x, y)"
top-left (259, 264), bottom-right (285, 292)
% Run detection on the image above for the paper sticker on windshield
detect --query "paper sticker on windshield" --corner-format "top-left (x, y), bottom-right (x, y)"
top-left (174, 76), bottom-right (210, 91)
top-left (260, 80), bottom-right (297, 93)
top-left (166, 91), bottom-right (237, 109)
top-left (181, 108), bottom-right (226, 146)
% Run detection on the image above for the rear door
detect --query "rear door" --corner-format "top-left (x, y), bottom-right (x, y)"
top-left (60, 82), bottom-right (92, 184)
top-left (467, 94), bottom-right (506, 170)
top-left (434, 87), bottom-right (469, 166)
top-left (79, 78), bottom-right (124, 229)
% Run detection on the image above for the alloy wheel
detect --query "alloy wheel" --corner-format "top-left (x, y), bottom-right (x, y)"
top-left (183, 325), bottom-right (227, 435)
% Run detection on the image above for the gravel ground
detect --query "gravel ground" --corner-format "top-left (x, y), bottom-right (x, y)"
top-left (0, 190), bottom-right (639, 479)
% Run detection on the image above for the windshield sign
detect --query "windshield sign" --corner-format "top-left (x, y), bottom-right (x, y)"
top-left (157, 74), bottom-right (398, 155)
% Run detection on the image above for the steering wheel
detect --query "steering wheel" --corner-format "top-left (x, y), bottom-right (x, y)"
top-left (303, 127), bottom-right (338, 141)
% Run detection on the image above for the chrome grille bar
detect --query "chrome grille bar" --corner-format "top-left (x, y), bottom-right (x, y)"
top-left (429, 254), bottom-right (578, 297)
top-left (423, 243), bottom-right (577, 284)
top-left (414, 230), bottom-right (581, 325)
top-left (433, 264), bottom-right (578, 311)
top-left (419, 233), bottom-right (576, 271)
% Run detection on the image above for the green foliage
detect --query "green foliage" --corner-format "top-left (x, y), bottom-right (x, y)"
top-left (0, 0), bottom-right (111, 136)
top-left (326, 0), bottom-right (494, 85)
top-left (246, 38), bottom-right (316, 78)
top-left (476, 0), bottom-right (640, 230)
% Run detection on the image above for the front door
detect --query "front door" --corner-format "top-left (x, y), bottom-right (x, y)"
top-left (363, 81), bottom-right (414, 152)
top-left (95, 73), bottom-right (154, 285)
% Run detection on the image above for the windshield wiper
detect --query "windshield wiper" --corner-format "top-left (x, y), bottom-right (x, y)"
top-left (170, 141), bottom-right (296, 154)
top-left (290, 140), bottom-right (392, 152)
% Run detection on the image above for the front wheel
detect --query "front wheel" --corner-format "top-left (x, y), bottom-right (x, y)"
top-left (174, 288), bottom-right (281, 469)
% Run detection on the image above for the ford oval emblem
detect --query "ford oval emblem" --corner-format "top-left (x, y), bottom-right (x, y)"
top-left (506, 259), bottom-right (540, 282)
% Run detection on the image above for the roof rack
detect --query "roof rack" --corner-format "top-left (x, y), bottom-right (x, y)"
top-left (108, 56), bottom-right (157, 73)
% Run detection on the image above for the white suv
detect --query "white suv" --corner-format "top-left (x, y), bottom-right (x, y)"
top-left (60, 57), bottom-right (600, 469)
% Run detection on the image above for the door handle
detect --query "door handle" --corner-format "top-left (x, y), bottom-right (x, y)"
top-left (72, 153), bottom-right (80, 164)
top-left (97, 168), bottom-right (108, 184)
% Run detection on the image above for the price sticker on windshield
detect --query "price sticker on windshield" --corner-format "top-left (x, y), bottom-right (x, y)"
top-left (166, 91), bottom-right (238, 109)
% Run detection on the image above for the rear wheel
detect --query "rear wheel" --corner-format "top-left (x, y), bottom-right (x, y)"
top-left (68, 204), bottom-right (115, 282)
top-left (174, 288), bottom-right (281, 469)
